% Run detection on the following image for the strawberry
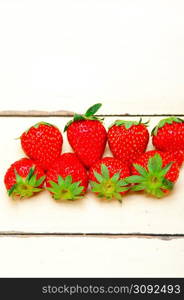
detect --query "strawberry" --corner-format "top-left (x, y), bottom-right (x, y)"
top-left (21, 122), bottom-right (63, 170)
top-left (89, 157), bottom-right (130, 201)
top-left (108, 118), bottom-right (149, 166)
top-left (4, 158), bottom-right (45, 198)
top-left (152, 117), bottom-right (184, 153)
top-left (64, 103), bottom-right (107, 168)
top-left (46, 153), bottom-right (88, 200)
top-left (165, 150), bottom-right (184, 168)
top-left (125, 150), bottom-right (180, 198)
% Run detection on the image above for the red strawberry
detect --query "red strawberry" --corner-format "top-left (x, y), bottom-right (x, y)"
top-left (64, 104), bottom-right (107, 168)
top-left (89, 157), bottom-right (130, 201)
top-left (21, 122), bottom-right (63, 170)
top-left (4, 158), bottom-right (45, 198)
top-left (125, 150), bottom-right (180, 198)
top-left (108, 119), bottom-right (149, 166)
top-left (46, 153), bottom-right (88, 200)
top-left (166, 150), bottom-right (184, 168)
top-left (152, 117), bottom-right (184, 153)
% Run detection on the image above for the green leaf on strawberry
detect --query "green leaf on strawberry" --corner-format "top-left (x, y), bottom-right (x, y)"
top-left (24, 121), bottom-right (59, 134)
top-left (90, 164), bottom-right (129, 202)
top-left (64, 103), bottom-right (104, 131)
top-left (125, 154), bottom-right (174, 198)
top-left (47, 175), bottom-right (84, 200)
top-left (8, 167), bottom-right (45, 199)
top-left (151, 117), bottom-right (184, 136)
top-left (85, 103), bottom-right (102, 117)
top-left (109, 118), bottom-right (150, 129)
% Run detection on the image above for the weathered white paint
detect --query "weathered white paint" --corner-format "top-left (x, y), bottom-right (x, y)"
top-left (1, 0), bottom-right (184, 278)
top-left (1, 116), bottom-right (184, 234)
top-left (0, 236), bottom-right (183, 277)
top-left (0, 0), bottom-right (184, 114)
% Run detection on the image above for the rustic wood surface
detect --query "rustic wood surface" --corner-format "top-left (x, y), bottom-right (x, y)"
top-left (1, 116), bottom-right (184, 236)
top-left (0, 236), bottom-right (183, 277)
top-left (0, 113), bottom-right (183, 276)
top-left (0, 0), bottom-right (184, 277)
top-left (0, 1), bottom-right (184, 116)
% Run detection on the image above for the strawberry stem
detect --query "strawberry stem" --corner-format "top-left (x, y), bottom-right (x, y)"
top-left (47, 175), bottom-right (84, 200)
top-left (64, 103), bottom-right (103, 131)
top-left (8, 168), bottom-right (45, 198)
top-left (24, 121), bottom-right (58, 134)
top-left (90, 164), bottom-right (129, 201)
top-left (109, 118), bottom-right (150, 129)
top-left (151, 117), bottom-right (184, 136)
top-left (125, 154), bottom-right (174, 198)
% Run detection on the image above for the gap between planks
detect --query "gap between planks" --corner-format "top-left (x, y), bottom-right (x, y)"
top-left (0, 111), bottom-right (184, 117)
top-left (0, 232), bottom-right (184, 240)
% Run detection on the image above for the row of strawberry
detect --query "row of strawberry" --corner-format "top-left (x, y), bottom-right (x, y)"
top-left (4, 104), bottom-right (184, 201)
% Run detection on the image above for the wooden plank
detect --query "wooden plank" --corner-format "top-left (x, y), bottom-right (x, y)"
top-left (0, 111), bottom-right (184, 117)
top-left (0, 110), bottom-right (74, 117)
top-left (0, 236), bottom-right (183, 277)
top-left (0, 1), bottom-right (184, 114)
top-left (1, 116), bottom-right (184, 234)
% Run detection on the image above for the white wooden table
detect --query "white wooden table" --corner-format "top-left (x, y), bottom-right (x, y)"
top-left (0, 0), bottom-right (184, 277)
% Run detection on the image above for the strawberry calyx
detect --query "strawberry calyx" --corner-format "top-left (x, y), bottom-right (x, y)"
top-left (8, 167), bottom-right (45, 199)
top-left (24, 121), bottom-right (58, 134)
top-left (125, 154), bottom-right (174, 198)
top-left (64, 103), bottom-right (104, 131)
top-left (109, 118), bottom-right (149, 129)
top-left (47, 175), bottom-right (84, 200)
top-left (151, 117), bottom-right (184, 136)
top-left (90, 164), bottom-right (129, 201)
top-left (33, 121), bottom-right (56, 128)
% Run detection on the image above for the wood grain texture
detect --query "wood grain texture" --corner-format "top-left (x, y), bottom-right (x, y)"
top-left (0, 111), bottom-right (184, 117)
top-left (1, 116), bottom-right (184, 234)
top-left (0, 236), bottom-right (183, 277)
top-left (0, 110), bottom-right (74, 117)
